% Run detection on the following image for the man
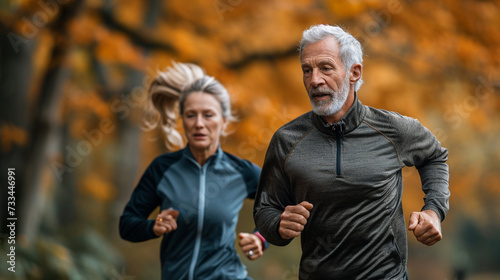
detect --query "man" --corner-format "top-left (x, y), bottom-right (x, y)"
top-left (253, 24), bottom-right (450, 279)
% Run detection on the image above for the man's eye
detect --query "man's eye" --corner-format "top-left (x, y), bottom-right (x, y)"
top-left (322, 67), bottom-right (332, 71)
top-left (303, 69), bottom-right (311, 74)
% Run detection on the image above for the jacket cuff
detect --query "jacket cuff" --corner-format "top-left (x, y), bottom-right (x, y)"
top-left (421, 205), bottom-right (445, 222)
top-left (148, 219), bottom-right (160, 239)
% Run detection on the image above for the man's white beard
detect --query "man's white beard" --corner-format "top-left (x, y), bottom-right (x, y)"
top-left (309, 73), bottom-right (351, 117)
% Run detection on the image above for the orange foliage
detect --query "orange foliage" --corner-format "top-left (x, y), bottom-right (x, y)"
top-left (483, 173), bottom-right (500, 197)
top-left (79, 174), bottom-right (117, 202)
top-left (95, 29), bottom-right (145, 68)
top-left (326, 0), bottom-right (370, 19)
top-left (64, 88), bottom-right (112, 119)
top-left (0, 122), bottom-right (27, 152)
top-left (112, 0), bottom-right (146, 28)
top-left (68, 12), bottom-right (100, 45)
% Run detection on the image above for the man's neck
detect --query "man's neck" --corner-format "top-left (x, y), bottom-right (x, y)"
top-left (322, 91), bottom-right (355, 124)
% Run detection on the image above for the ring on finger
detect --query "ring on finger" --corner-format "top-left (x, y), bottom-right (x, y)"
top-left (248, 250), bottom-right (253, 257)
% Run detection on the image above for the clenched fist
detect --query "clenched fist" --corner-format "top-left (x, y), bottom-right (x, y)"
top-left (238, 233), bottom-right (264, 260)
top-left (153, 208), bottom-right (180, 236)
top-left (279, 201), bottom-right (313, 240)
top-left (408, 209), bottom-right (442, 246)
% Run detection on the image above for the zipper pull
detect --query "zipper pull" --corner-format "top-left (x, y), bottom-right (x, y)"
top-left (332, 121), bottom-right (345, 136)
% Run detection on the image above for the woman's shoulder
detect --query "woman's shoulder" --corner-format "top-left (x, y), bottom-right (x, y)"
top-left (221, 151), bottom-right (261, 196)
top-left (146, 149), bottom-right (186, 173)
top-left (221, 151), bottom-right (261, 175)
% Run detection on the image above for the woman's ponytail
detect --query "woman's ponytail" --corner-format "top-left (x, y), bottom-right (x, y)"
top-left (143, 62), bottom-right (205, 150)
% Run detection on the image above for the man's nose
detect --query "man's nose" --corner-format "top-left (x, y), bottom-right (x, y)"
top-left (310, 69), bottom-right (324, 88)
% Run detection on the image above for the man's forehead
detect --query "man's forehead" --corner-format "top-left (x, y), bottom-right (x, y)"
top-left (301, 55), bottom-right (337, 65)
top-left (301, 37), bottom-right (341, 62)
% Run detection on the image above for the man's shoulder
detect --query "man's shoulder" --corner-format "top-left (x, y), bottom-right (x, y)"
top-left (362, 105), bottom-right (428, 144)
top-left (363, 105), bottom-right (419, 128)
top-left (265, 111), bottom-right (315, 153)
top-left (275, 111), bottom-right (314, 136)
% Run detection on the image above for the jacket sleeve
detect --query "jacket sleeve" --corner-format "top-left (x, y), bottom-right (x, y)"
top-left (253, 132), bottom-right (295, 246)
top-left (119, 159), bottom-right (162, 242)
top-left (397, 116), bottom-right (450, 221)
top-left (243, 160), bottom-right (262, 199)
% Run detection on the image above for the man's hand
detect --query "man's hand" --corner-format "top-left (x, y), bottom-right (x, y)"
top-left (408, 210), bottom-right (442, 246)
top-left (238, 233), bottom-right (263, 260)
top-left (279, 201), bottom-right (314, 240)
top-left (153, 208), bottom-right (180, 236)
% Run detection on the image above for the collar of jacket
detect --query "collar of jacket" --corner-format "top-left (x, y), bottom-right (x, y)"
top-left (183, 144), bottom-right (224, 166)
top-left (312, 92), bottom-right (366, 136)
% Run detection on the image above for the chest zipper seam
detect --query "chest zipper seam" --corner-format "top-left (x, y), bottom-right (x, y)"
top-left (333, 123), bottom-right (344, 177)
top-left (188, 164), bottom-right (207, 280)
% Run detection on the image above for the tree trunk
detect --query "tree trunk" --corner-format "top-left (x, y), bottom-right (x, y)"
top-left (0, 20), bottom-right (36, 240)
top-left (18, 0), bottom-right (85, 243)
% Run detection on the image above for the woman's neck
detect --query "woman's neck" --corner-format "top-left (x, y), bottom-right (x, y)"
top-left (189, 144), bottom-right (218, 166)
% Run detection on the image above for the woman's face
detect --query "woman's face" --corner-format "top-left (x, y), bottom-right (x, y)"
top-left (182, 92), bottom-right (226, 154)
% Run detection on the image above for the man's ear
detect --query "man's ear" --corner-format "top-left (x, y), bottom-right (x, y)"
top-left (350, 63), bottom-right (362, 84)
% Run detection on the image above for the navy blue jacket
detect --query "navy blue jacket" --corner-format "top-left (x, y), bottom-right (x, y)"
top-left (120, 146), bottom-right (261, 280)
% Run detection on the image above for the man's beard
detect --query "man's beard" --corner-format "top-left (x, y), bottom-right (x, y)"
top-left (308, 73), bottom-right (351, 117)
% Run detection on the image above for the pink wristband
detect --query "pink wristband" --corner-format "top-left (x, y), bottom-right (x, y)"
top-left (254, 232), bottom-right (267, 251)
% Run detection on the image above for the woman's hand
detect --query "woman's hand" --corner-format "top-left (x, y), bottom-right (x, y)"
top-left (238, 233), bottom-right (264, 260)
top-left (153, 208), bottom-right (180, 236)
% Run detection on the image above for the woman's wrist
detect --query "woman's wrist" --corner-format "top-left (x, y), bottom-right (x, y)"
top-left (254, 231), bottom-right (267, 251)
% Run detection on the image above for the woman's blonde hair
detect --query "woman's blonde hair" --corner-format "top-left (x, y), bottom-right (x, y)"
top-left (144, 62), bottom-right (235, 150)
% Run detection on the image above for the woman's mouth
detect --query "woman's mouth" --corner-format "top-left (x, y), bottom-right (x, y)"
top-left (193, 133), bottom-right (206, 139)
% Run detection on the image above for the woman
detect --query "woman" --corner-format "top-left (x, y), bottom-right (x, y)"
top-left (119, 62), bottom-right (267, 280)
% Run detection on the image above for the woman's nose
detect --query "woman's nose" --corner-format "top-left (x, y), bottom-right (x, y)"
top-left (195, 116), bottom-right (205, 128)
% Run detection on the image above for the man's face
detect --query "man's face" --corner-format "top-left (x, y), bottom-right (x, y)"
top-left (301, 36), bottom-right (351, 117)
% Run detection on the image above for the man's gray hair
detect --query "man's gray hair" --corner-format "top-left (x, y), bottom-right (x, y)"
top-left (299, 24), bottom-right (364, 92)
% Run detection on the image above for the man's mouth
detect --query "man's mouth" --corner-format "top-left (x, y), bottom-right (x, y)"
top-left (311, 93), bottom-right (330, 98)
top-left (310, 92), bottom-right (331, 101)
top-left (309, 88), bottom-right (333, 99)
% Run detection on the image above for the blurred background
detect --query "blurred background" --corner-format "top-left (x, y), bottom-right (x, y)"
top-left (1, 0), bottom-right (499, 279)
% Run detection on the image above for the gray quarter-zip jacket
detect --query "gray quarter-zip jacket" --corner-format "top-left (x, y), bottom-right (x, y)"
top-left (254, 96), bottom-right (449, 279)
